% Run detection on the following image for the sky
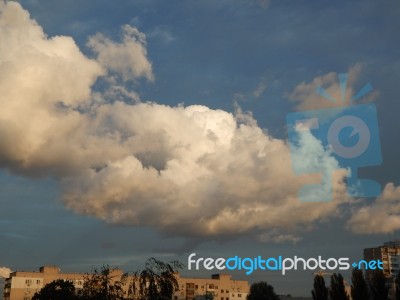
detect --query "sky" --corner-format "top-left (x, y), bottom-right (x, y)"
top-left (0, 0), bottom-right (400, 296)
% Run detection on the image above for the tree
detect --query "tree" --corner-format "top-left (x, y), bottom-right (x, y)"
top-left (368, 269), bottom-right (389, 300)
top-left (311, 275), bottom-right (328, 300)
top-left (246, 281), bottom-right (280, 300)
top-left (81, 265), bottom-right (128, 300)
top-left (205, 291), bottom-right (215, 300)
top-left (32, 279), bottom-right (78, 300)
top-left (329, 273), bottom-right (349, 300)
top-left (351, 268), bottom-right (369, 300)
top-left (131, 257), bottom-right (183, 300)
top-left (395, 272), bottom-right (400, 300)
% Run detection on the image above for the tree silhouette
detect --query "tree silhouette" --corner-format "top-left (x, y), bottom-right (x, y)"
top-left (311, 275), bottom-right (328, 300)
top-left (131, 257), bottom-right (183, 300)
top-left (368, 269), bottom-right (389, 300)
top-left (395, 272), bottom-right (400, 300)
top-left (32, 279), bottom-right (77, 300)
top-left (351, 268), bottom-right (369, 300)
top-left (81, 265), bottom-right (128, 300)
top-left (205, 291), bottom-right (215, 300)
top-left (329, 273), bottom-right (349, 300)
top-left (246, 281), bottom-right (280, 300)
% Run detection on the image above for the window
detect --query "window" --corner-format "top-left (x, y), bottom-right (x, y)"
top-left (226, 290), bottom-right (229, 293)
top-left (221, 290), bottom-right (224, 293)
top-left (187, 283), bottom-right (195, 289)
top-left (238, 294), bottom-right (242, 297)
top-left (36, 280), bottom-right (40, 284)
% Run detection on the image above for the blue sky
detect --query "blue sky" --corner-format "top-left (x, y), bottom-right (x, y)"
top-left (0, 0), bottom-right (400, 296)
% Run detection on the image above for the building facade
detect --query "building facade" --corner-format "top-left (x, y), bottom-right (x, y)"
top-left (364, 241), bottom-right (400, 300)
top-left (3, 266), bottom-right (86, 300)
top-left (364, 240), bottom-right (400, 277)
top-left (2, 266), bottom-right (249, 300)
top-left (173, 273), bottom-right (248, 300)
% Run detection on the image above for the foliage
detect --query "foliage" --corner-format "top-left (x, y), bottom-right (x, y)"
top-left (81, 265), bottom-right (128, 300)
top-left (131, 257), bottom-right (183, 300)
top-left (395, 272), bottom-right (400, 300)
top-left (368, 269), bottom-right (389, 300)
top-left (246, 281), bottom-right (280, 300)
top-left (329, 273), bottom-right (349, 300)
top-left (32, 279), bottom-right (77, 300)
top-left (350, 268), bottom-right (369, 300)
top-left (311, 275), bottom-right (328, 300)
top-left (205, 291), bottom-right (215, 300)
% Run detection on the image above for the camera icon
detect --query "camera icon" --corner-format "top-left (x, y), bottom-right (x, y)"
top-left (286, 74), bottom-right (382, 202)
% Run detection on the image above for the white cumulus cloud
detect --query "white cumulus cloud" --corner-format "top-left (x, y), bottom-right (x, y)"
top-left (288, 64), bottom-right (378, 111)
top-left (252, 78), bottom-right (268, 98)
top-left (61, 102), bottom-right (350, 238)
top-left (0, 1), bottom-right (353, 241)
top-left (87, 24), bottom-right (154, 82)
top-left (347, 183), bottom-right (400, 234)
top-left (0, 267), bottom-right (11, 279)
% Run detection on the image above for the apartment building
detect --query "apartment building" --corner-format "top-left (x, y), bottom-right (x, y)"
top-left (173, 273), bottom-right (249, 300)
top-left (2, 266), bottom-right (87, 300)
top-left (364, 240), bottom-right (400, 300)
top-left (364, 240), bottom-right (400, 277)
top-left (2, 266), bottom-right (249, 300)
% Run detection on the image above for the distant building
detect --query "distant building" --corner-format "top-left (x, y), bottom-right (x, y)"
top-left (3, 266), bottom-right (86, 300)
top-left (364, 240), bottom-right (400, 277)
top-left (364, 240), bottom-right (400, 300)
top-left (2, 266), bottom-right (249, 300)
top-left (174, 273), bottom-right (249, 300)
